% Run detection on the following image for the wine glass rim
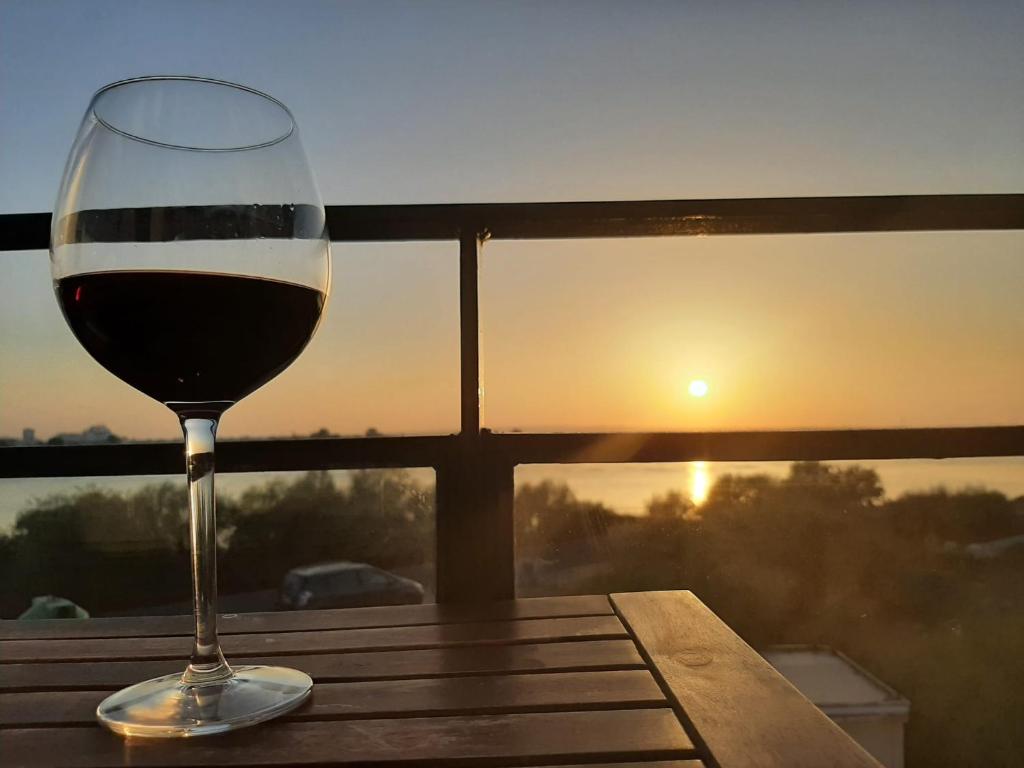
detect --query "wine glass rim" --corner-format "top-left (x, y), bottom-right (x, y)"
top-left (90, 75), bottom-right (296, 152)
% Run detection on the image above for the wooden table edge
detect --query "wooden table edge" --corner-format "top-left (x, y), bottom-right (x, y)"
top-left (611, 590), bottom-right (883, 768)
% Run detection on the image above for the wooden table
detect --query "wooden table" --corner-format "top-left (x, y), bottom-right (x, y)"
top-left (0, 591), bottom-right (879, 768)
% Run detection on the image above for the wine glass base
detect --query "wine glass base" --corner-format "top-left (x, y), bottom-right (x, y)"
top-left (96, 665), bottom-right (313, 738)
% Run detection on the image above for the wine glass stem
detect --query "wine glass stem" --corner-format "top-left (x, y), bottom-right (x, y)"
top-left (180, 416), bottom-right (232, 685)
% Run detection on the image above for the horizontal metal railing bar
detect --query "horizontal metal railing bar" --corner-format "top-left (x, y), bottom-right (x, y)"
top-left (1, 212), bottom-right (50, 252)
top-left (487, 426), bottom-right (1024, 465)
top-left (3, 194), bottom-right (1022, 250)
top-left (0, 436), bottom-right (455, 478)
top-left (328, 194), bottom-right (1024, 240)
top-left (2, 427), bottom-right (1020, 479)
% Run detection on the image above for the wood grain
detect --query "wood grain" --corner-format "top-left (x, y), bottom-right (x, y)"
top-left (0, 639), bottom-right (645, 691)
top-left (611, 591), bottom-right (881, 768)
top-left (2, 709), bottom-right (695, 767)
top-left (0, 615), bottom-right (627, 663)
top-left (0, 670), bottom-right (665, 726)
top-left (0, 595), bottom-right (613, 640)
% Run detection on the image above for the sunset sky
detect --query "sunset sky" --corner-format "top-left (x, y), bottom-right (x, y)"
top-left (1, 1), bottom-right (1021, 441)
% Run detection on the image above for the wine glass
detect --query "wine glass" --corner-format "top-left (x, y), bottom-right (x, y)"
top-left (50, 76), bottom-right (330, 737)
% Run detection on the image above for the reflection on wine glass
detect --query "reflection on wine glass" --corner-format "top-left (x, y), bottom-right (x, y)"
top-left (50, 76), bottom-right (330, 737)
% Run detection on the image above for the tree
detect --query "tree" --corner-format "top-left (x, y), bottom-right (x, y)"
top-left (885, 487), bottom-right (1024, 544)
top-left (690, 462), bottom-right (886, 642)
top-left (515, 480), bottom-right (622, 564)
top-left (646, 490), bottom-right (694, 521)
top-left (1, 470), bottom-right (436, 617)
top-left (222, 469), bottom-right (434, 592)
top-left (0, 482), bottom-right (221, 616)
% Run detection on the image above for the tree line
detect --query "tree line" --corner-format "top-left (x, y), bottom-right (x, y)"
top-left (0, 469), bottom-right (433, 618)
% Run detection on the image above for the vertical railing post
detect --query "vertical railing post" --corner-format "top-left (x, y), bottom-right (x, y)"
top-left (436, 228), bottom-right (515, 602)
top-left (458, 229), bottom-right (483, 440)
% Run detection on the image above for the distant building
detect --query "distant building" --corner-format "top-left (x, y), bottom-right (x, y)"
top-left (1, 428), bottom-right (43, 446)
top-left (763, 645), bottom-right (910, 768)
top-left (47, 425), bottom-right (121, 445)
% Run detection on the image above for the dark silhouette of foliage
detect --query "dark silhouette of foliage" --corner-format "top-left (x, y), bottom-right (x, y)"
top-left (222, 469), bottom-right (433, 592)
top-left (0, 469), bottom-right (433, 618)
top-left (515, 480), bottom-right (623, 564)
top-left (886, 487), bottom-right (1024, 544)
top-left (0, 483), bottom-right (207, 616)
top-left (646, 490), bottom-right (695, 521)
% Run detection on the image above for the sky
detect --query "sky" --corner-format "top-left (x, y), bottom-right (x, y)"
top-left (1, 0), bottom-right (1022, 441)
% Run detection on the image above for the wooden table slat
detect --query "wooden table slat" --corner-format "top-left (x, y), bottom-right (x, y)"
top-left (0, 595), bottom-right (614, 640)
top-left (0, 639), bottom-right (646, 691)
top-left (0, 615), bottom-right (627, 663)
top-left (2, 709), bottom-right (696, 767)
top-left (0, 670), bottom-right (666, 727)
top-left (2, 592), bottom-right (887, 768)
top-left (611, 591), bottom-right (881, 768)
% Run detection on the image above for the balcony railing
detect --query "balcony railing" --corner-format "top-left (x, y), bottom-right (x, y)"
top-left (3, 193), bottom-right (1023, 601)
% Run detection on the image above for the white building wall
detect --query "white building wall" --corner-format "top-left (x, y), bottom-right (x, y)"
top-left (834, 715), bottom-right (905, 768)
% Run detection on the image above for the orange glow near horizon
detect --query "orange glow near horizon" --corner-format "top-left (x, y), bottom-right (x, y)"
top-left (2, 232), bottom-right (1024, 442)
top-left (480, 231), bottom-right (1024, 434)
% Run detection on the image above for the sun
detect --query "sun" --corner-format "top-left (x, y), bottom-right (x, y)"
top-left (688, 379), bottom-right (709, 398)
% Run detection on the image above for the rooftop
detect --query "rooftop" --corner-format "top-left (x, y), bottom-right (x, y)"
top-left (763, 645), bottom-right (910, 719)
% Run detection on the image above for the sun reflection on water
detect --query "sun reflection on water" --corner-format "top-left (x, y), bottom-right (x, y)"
top-left (690, 460), bottom-right (710, 506)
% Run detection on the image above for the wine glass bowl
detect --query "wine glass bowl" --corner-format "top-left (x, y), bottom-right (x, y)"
top-left (50, 76), bottom-right (330, 737)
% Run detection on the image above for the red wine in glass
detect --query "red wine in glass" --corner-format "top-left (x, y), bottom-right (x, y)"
top-left (57, 269), bottom-right (325, 409)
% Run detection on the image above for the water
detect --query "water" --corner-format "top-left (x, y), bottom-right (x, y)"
top-left (519, 457), bottom-right (1024, 515)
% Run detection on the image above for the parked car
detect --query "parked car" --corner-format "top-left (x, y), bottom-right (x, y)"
top-left (278, 561), bottom-right (424, 610)
top-left (18, 595), bottom-right (90, 620)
